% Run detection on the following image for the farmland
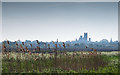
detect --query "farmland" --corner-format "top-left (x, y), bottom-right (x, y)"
top-left (1, 51), bottom-right (120, 73)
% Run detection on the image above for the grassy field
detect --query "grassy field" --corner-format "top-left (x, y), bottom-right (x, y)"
top-left (1, 51), bottom-right (120, 73)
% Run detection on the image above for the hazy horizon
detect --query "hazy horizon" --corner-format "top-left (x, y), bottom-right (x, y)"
top-left (2, 2), bottom-right (118, 42)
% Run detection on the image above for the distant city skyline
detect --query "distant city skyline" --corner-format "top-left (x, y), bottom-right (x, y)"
top-left (2, 32), bottom-right (117, 43)
top-left (2, 2), bottom-right (118, 42)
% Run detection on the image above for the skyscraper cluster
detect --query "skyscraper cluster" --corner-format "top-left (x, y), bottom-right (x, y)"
top-left (77, 33), bottom-right (91, 42)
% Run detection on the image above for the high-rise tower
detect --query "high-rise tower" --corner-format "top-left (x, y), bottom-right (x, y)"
top-left (89, 38), bottom-right (91, 42)
top-left (79, 35), bottom-right (83, 40)
top-left (110, 38), bottom-right (112, 43)
top-left (84, 33), bottom-right (88, 41)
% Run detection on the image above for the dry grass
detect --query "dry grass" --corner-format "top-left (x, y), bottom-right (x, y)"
top-left (2, 50), bottom-right (111, 73)
top-left (1, 40), bottom-right (119, 73)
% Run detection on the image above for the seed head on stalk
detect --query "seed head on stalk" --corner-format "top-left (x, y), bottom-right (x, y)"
top-left (88, 51), bottom-right (91, 54)
top-left (48, 44), bottom-right (50, 49)
top-left (59, 44), bottom-right (61, 47)
top-left (20, 44), bottom-right (23, 51)
top-left (6, 40), bottom-right (10, 52)
top-left (36, 40), bottom-right (40, 44)
top-left (85, 46), bottom-right (88, 48)
top-left (62, 42), bottom-right (65, 48)
top-left (30, 44), bottom-right (32, 47)
top-left (27, 49), bottom-right (29, 53)
top-left (88, 51), bottom-right (93, 56)
top-left (22, 42), bottom-right (24, 45)
top-left (94, 49), bottom-right (96, 52)
top-left (62, 42), bottom-right (66, 56)
top-left (25, 46), bottom-right (28, 52)
top-left (37, 46), bottom-right (40, 51)
top-left (15, 41), bottom-right (19, 51)
top-left (55, 44), bottom-right (57, 49)
top-left (15, 41), bottom-right (18, 46)
top-left (93, 49), bottom-right (97, 55)
top-left (29, 51), bottom-right (32, 55)
top-left (2, 43), bottom-right (6, 52)
top-left (99, 51), bottom-right (101, 55)
top-left (91, 48), bottom-right (94, 51)
top-left (54, 39), bottom-right (58, 70)
top-left (7, 40), bottom-right (9, 44)
top-left (20, 44), bottom-right (23, 48)
top-left (23, 49), bottom-right (25, 52)
top-left (26, 46), bottom-right (28, 50)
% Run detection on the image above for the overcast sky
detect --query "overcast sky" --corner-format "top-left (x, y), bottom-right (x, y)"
top-left (0, 1), bottom-right (2, 42)
top-left (2, 2), bottom-right (118, 42)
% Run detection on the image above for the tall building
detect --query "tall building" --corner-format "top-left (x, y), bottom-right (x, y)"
top-left (76, 38), bottom-right (77, 41)
top-left (80, 36), bottom-right (82, 39)
top-left (79, 35), bottom-right (83, 40)
top-left (84, 33), bottom-right (88, 41)
top-left (89, 38), bottom-right (91, 42)
top-left (110, 38), bottom-right (112, 43)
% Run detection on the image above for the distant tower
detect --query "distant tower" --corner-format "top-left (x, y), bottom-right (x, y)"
top-left (84, 33), bottom-right (88, 41)
top-left (76, 38), bottom-right (77, 41)
top-left (79, 35), bottom-right (83, 40)
top-left (89, 38), bottom-right (91, 42)
top-left (110, 38), bottom-right (112, 43)
top-left (80, 36), bottom-right (82, 39)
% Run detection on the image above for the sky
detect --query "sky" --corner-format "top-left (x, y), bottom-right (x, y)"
top-left (2, 2), bottom-right (118, 42)
top-left (0, 1), bottom-right (2, 42)
top-left (2, 0), bottom-right (120, 2)
top-left (119, 2), bottom-right (120, 42)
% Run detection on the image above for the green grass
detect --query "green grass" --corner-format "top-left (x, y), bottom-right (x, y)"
top-left (2, 51), bottom-right (120, 73)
